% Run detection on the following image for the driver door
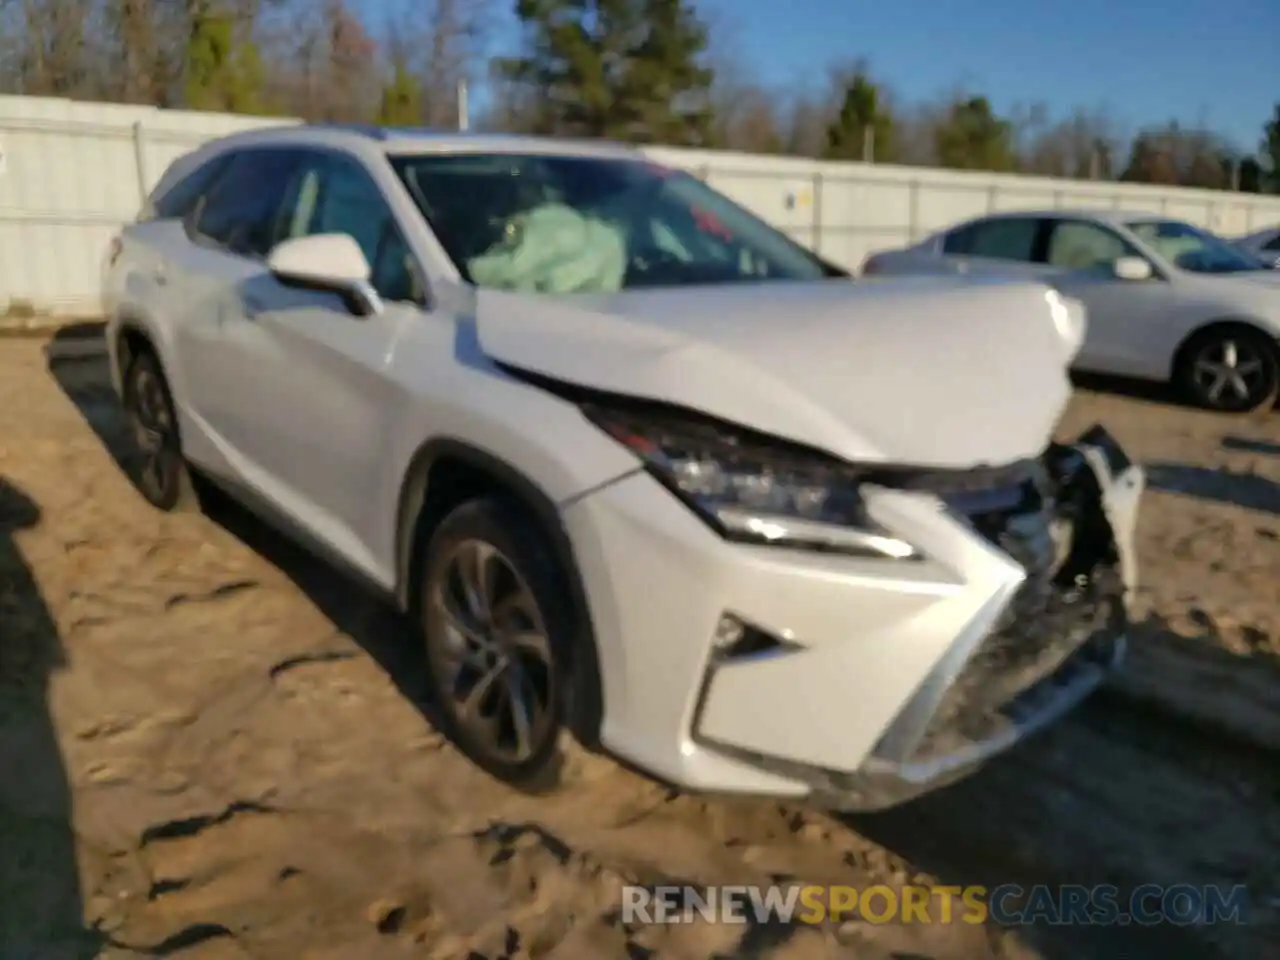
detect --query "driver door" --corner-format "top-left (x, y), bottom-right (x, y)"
top-left (1034, 218), bottom-right (1174, 377)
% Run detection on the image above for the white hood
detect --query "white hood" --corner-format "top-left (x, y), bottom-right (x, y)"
top-left (1224, 269), bottom-right (1280, 289)
top-left (476, 277), bottom-right (1081, 468)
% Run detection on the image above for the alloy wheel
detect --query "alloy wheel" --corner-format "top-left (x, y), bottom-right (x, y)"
top-left (1189, 336), bottom-right (1270, 410)
top-left (424, 537), bottom-right (556, 763)
top-left (126, 361), bottom-right (183, 505)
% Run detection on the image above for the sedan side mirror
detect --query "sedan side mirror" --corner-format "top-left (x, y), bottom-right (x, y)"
top-left (1112, 256), bottom-right (1153, 281)
top-left (267, 233), bottom-right (384, 317)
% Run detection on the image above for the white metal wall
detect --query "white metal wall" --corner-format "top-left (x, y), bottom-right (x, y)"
top-left (0, 96), bottom-right (296, 316)
top-left (4, 94), bottom-right (1280, 316)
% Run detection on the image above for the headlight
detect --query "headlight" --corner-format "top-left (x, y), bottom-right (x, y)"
top-left (584, 404), bottom-right (918, 560)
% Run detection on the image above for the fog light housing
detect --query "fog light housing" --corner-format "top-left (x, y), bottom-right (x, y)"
top-left (713, 614), bottom-right (746, 652)
top-left (711, 614), bottom-right (800, 661)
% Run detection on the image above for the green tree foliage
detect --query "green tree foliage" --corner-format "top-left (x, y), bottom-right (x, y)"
top-left (933, 96), bottom-right (1015, 171)
top-left (499, 0), bottom-right (715, 145)
top-left (1120, 133), bottom-right (1178, 184)
top-left (1262, 103), bottom-right (1280, 192)
top-left (1119, 122), bottom-right (1234, 188)
top-left (378, 57), bottom-right (422, 126)
top-left (823, 73), bottom-right (893, 162)
top-left (1238, 155), bottom-right (1263, 193)
top-left (183, 4), bottom-right (265, 114)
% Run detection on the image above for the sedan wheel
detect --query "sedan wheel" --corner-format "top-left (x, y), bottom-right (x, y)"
top-left (1180, 329), bottom-right (1279, 413)
top-left (419, 500), bottom-right (569, 789)
top-left (122, 352), bottom-right (192, 510)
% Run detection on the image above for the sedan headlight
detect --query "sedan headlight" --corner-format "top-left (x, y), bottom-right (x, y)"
top-left (584, 403), bottom-right (918, 560)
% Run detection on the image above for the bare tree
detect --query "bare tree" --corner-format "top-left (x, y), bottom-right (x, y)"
top-left (373, 0), bottom-right (492, 129)
top-left (13, 0), bottom-right (96, 96)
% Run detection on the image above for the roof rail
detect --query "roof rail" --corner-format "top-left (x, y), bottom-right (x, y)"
top-left (306, 122), bottom-right (390, 140)
top-left (305, 122), bottom-right (457, 141)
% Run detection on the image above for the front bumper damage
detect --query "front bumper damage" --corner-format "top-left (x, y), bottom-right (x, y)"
top-left (691, 425), bottom-right (1144, 812)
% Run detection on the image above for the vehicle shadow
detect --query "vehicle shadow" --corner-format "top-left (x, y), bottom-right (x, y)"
top-left (1143, 461), bottom-right (1280, 515)
top-left (1221, 435), bottom-right (1280, 457)
top-left (0, 477), bottom-right (103, 958)
top-left (1069, 371), bottom-right (1195, 409)
top-left (1070, 371), bottom-right (1280, 413)
top-left (844, 613), bottom-right (1280, 960)
top-left (42, 350), bottom-right (443, 732)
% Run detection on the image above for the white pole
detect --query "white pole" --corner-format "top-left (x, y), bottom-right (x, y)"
top-left (457, 79), bottom-right (469, 132)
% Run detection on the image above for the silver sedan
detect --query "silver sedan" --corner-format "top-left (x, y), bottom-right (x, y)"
top-left (864, 210), bottom-right (1280, 413)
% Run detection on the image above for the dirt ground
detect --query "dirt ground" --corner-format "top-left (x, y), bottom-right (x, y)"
top-left (1, 335), bottom-right (1277, 960)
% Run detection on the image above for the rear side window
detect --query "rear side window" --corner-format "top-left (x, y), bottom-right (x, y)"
top-left (1264, 233), bottom-right (1280, 252)
top-left (194, 149), bottom-right (305, 258)
top-left (943, 218), bottom-right (1040, 262)
top-left (148, 153), bottom-right (232, 221)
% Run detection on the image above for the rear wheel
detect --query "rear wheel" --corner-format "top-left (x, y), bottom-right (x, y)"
top-left (417, 498), bottom-right (573, 792)
top-left (121, 349), bottom-right (195, 510)
top-left (1175, 326), bottom-right (1279, 413)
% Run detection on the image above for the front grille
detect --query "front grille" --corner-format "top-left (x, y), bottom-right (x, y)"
top-left (907, 466), bottom-right (1125, 763)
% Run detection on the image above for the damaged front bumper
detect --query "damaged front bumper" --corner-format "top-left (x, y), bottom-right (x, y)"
top-left (692, 425), bottom-right (1144, 812)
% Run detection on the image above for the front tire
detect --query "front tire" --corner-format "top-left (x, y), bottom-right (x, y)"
top-left (1175, 326), bottom-right (1279, 413)
top-left (416, 498), bottom-right (573, 792)
top-left (120, 349), bottom-right (195, 510)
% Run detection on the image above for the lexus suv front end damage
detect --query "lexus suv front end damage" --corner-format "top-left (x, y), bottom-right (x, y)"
top-left (557, 390), bottom-right (1142, 812)
top-left (105, 126), bottom-right (1141, 811)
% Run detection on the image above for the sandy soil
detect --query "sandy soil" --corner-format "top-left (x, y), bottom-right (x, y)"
top-left (1, 337), bottom-right (1277, 960)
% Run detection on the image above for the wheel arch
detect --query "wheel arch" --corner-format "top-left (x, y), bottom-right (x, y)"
top-left (393, 437), bottom-right (605, 745)
top-left (113, 314), bottom-right (157, 382)
top-left (1169, 317), bottom-right (1280, 379)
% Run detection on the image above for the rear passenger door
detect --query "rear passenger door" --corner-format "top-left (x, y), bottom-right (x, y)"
top-left (218, 149), bottom-right (429, 576)
top-left (165, 147), bottom-right (306, 469)
top-left (940, 217), bottom-right (1047, 279)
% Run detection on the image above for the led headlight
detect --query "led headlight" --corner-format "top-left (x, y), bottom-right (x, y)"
top-left (585, 404), bottom-right (918, 560)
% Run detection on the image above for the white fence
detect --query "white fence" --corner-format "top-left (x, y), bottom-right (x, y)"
top-left (4, 94), bottom-right (1280, 316)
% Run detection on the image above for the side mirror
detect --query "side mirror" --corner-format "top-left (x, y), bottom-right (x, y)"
top-left (267, 234), bottom-right (383, 317)
top-left (1112, 256), bottom-right (1153, 281)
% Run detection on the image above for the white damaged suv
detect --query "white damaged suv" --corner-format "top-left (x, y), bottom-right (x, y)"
top-left (102, 125), bottom-right (1144, 810)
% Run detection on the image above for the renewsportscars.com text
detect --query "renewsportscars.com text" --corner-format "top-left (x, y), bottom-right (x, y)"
top-left (622, 883), bottom-right (1249, 927)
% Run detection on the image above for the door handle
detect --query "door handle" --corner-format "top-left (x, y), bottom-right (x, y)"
top-left (152, 262), bottom-right (168, 286)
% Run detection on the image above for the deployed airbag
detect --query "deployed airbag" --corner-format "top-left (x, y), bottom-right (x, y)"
top-left (467, 203), bottom-right (627, 293)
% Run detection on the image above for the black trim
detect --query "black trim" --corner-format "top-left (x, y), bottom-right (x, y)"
top-left (393, 437), bottom-right (605, 745)
top-left (272, 272), bottom-right (379, 317)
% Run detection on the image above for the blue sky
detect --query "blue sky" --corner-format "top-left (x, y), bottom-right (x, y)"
top-left (690, 0), bottom-right (1278, 150)
top-left (426, 0), bottom-right (1278, 152)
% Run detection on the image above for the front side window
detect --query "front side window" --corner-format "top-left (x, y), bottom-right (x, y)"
top-left (1045, 220), bottom-right (1139, 271)
top-left (389, 153), bottom-right (844, 293)
top-left (1263, 232), bottom-right (1280, 252)
top-left (1125, 219), bottom-right (1264, 274)
top-left (279, 153), bottom-right (423, 303)
top-left (149, 153), bottom-right (233, 221)
top-left (194, 149), bottom-right (304, 258)
top-left (942, 218), bottom-right (1039, 262)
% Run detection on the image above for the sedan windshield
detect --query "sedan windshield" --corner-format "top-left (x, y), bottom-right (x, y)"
top-left (1125, 219), bottom-right (1265, 275)
top-left (390, 153), bottom-right (844, 292)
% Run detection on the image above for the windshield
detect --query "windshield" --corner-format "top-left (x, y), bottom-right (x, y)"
top-left (1124, 219), bottom-right (1265, 275)
top-left (390, 153), bottom-right (844, 293)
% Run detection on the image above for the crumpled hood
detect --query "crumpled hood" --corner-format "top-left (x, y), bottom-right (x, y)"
top-left (475, 277), bottom-right (1081, 468)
